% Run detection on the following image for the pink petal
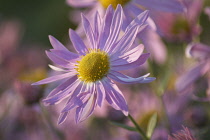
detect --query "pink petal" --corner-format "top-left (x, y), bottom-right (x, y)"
top-left (32, 72), bottom-right (76, 85)
top-left (176, 62), bottom-right (208, 92)
top-left (82, 14), bottom-right (96, 49)
top-left (186, 43), bottom-right (210, 60)
top-left (75, 92), bottom-right (97, 123)
top-left (104, 5), bottom-right (123, 53)
top-left (102, 78), bottom-right (128, 116)
top-left (125, 10), bottom-right (149, 32)
top-left (49, 35), bottom-right (69, 51)
top-left (58, 112), bottom-right (69, 125)
top-left (69, 29), bottom-right (88, 55)
top-left (108, 71), bottom-right (155, 84)
top-left (111, 53), bottom-right (150, 71)
top-left (110, 44), bottom-right (144, 66)
top-left (98, 5), bottom-right (114, 50)
top-left (96, 81), bottom-right (106, 107)
top-left (43, 79), bottom-right (82, 105)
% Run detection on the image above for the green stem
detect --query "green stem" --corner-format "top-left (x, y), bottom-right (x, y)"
top-left (128, 114), bottom-right (149, 140)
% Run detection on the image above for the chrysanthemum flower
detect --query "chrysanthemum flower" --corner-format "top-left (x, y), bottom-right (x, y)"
top-left (32, 5), bottom-right (155, 124)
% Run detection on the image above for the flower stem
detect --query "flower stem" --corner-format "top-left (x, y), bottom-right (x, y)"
top-left (128, 114), bottom-right (149, 140)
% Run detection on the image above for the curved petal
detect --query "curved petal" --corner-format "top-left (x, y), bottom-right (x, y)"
top-left (82, 14), bottom-right (96, 49)
top-left (108, 71), bottom-right (156, 84)
top-left (135, 0), bottom-right (185, 13)
top-left (93, 11), bottom-right (102, 44)
top-left (111, 53), bottom-right (150, 71)
top-left (102, 78), bottom-right (128, 116)
top-left (69, 29), bottom-right (88, 55)
top-left (137, 27), bottom-right (167, 64)
top-left (48, 65), bottom-right (69, 72)
top-left (67, 0), bottom-right (97, 8)
top-left (110, 44), bottom-right (144, 66)
top-left (45, 51), bottom-right (74, 68)
top-left (50, 50), bottom-right (79, 61)
top-left (186, 43), bottom-right (210, 60)
top-left (110, 25), bottom-right (139, 54)
top-left (75, 88), bottom-right (97, 123)
top-left (61, 91), bottom-right (91, 113)
top-left (32, 72), bottom-right (76, 85)
top-left (61, 83), bottom-right (89, 112)
top-left (49, 35), bottom-right (69, 51)
top-left (104, 5), bottom-right (123, 53)
top-left (176, 62), bottom-right (207, 92)
top-left (58, 112), bottom-right (69, 125)
top-left (43, 79), bottom-right (82, 105)
top-left (98, 5), bottom-right (114, 50)
top-left (125, 10), bottom-right (149, 32)
top-left (96, 81), bottom-right (106, 107)
top-left (45, 75), bottom-right (77, 98)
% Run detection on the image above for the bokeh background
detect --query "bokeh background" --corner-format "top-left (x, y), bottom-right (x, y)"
top-left (0, 0), bottom-right (210, 140)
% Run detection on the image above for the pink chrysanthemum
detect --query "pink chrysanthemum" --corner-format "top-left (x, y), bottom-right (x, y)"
top-left (32, 5), bottom-right (155, 124)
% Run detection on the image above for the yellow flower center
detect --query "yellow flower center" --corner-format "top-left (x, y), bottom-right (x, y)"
top-left (76, 50), bottom-right (110, 83)
top-left (98, 0), bottom-right (131, 9)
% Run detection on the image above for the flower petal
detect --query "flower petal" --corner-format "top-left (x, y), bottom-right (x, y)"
top-left (69, 29), bottom-right (88, 55)
top-left (102, 78), bottom-right (128, 116)
top-left (48, 65), bottom-right (69, 72)
top-left (125, 10), bottom-right (149, 32)
top-left (58, 112), bottom-right (69, 125)
top-left (104, 5), bottom-right (123, 53)
top-left (186, 43), bottom-right (210, 60)
top-left (137, 27), bottom-right (167, 64)
top-left (110, 44), bottom-right (144, 66)
top-left (75, 91), bottom-right (97, 123)
top-left (176, 62), bottom-right (208, 92)
top-left (61, 91), bottom-right (91, 113)
top-left (45, 75), bottom-right (77, 98)
top-left (45, 51), bottom-right (74, 68)
top-left (111, 53), bottom-right (150, 71)
top-left (108, 71), bottom-right (156, 84)
top-left (98, 5), bottom-right (114, 50)
top-left (61, 83), bottom-right (89, 112)
top-left (49, 35), bottom-right (69, 51)
top-left (96, 81), bottom-right (106, 107)
top-left (43, 79), bottom-right (82, 105)
top-left (110, 24), bottom-right (147, 55)
top-left (93, 11), bottom-right (102, 44)
top-left (32, 72), bottom-right (76, 85)
top-left (50, 50), bottom-right (79, 61)
top-left (82, 14), bottom-right (96, 49)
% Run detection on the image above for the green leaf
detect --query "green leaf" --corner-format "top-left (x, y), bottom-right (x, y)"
top-left (109, 121), bottom-right (137, 132)
top-left (146, 112), bottom-right (158, 138)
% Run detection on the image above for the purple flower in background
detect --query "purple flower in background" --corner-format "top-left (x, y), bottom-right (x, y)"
top-left (32, 5), bottom-right (155, 124)
top-left (176, 43), bottom-right (210, 99)
top-left (153, 0), bottom-right (203, 42)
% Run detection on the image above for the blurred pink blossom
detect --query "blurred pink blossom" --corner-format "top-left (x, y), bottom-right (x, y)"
top-left (153, 0), bottom-right (203, 42)
top-left (176, 43), bottom-right (210, 100)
